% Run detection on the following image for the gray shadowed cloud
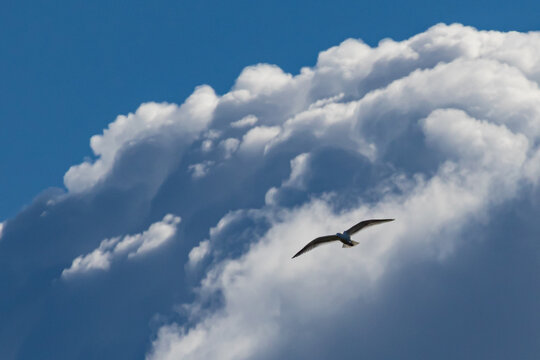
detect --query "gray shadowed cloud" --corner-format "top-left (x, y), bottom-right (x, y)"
top-left (0, 23), bottom-right (540, 360)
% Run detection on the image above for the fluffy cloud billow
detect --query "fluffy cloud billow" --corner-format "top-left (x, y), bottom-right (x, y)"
top-left (62, 214), bottom-right (181, 279)
top-left (1, 24), bottom-right (540, 359)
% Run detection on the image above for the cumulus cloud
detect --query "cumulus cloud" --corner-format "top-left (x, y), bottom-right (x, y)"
top-left (282, 153), bottom-right (311, 189)
top-left (219, 138), bottom-right (240, 159)
top-left (265, 153), bottom-right (311, 205)
top-left (238, 126), bottom-right (281, 155)
top-left (64, 86), bottom-right (218, 193)
top-left (201, 140), bottom-right (213, 152)
top-left (62, 214), bottom-right (180, 279)
top-left (188, 161), bottom-right (214, 179)
top-left (233, 64), bottom-right (293, 96)
top-left (148, 106), bottom-right (531, 358)
top-left (145, 24), bottom-right (540, 359)
top-left (231, 115), bottom-right (258, 128)
top-left (3, 23), bottom-right (540, 360)
top-left (187, 240), bottom-right (210, 268)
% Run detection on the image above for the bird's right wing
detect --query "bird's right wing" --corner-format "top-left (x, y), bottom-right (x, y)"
top-left (292, 235), bottom-right (340, 259)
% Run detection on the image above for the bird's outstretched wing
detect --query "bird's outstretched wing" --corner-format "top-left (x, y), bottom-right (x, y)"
top-left (344, 218), bottom-right (394, 235)
top-left (292, 235), bottom-right (340, 259)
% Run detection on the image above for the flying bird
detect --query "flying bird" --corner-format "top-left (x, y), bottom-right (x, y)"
top-left (292, 218), bottom-right (394, 259)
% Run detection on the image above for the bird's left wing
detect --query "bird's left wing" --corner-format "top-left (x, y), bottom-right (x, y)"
top-left (292, 235), bottom-right (340, 259)
top-left (344, 218), bottom-right (394, 235)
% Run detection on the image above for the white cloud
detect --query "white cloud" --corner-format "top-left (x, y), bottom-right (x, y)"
top-left (422, 108), bottom-right (529, 191)
top-left (264, 153), bottom-right (311, 205)
top-left (62, 214), bottom-right (180, 279)
top-left (187, 240), bottom-right (210, 268)
top-left (219, 138), bottom-right (240, 159)
top-left (62, 238), bottom-right (117, 277)
top-left (234, 64), bottom-right (293, 96)
top-left (128, 214), bottom-right (181, 258)
top-left (264, 187), bottom-right (279, 206)
top-left (4, 21), bottom-right (540, 360)
top-left (0, 222), bottom-right (4, 240)
top-left (201, 140), bottom-right (213, 152)
top-left (231, 115), bottom-right (258, 128)
top-left (148, 110), bottom-right (529, 358)
top-left (208, 211), bottom-right (243, 238)
top-left (238, 126), bottom-right (281, 155)
top-left (204, 129), bottom-right (221, 140)
top-left (282, 153), bottom-right (311, 189)
top-left (188, 161), bottom-right (214, 179)
top-left (146, 24), bottom-right (540, 360)
top-left (64, 86), bottom-right (218, 193)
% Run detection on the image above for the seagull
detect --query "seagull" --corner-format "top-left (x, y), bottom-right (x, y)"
top-left (292, 218), bottom-right (394, 259)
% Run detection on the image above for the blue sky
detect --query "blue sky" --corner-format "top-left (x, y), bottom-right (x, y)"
top-left (2, 2), bottom-right (540, 360)
top-left (2, 0), bottom-right (540, 219)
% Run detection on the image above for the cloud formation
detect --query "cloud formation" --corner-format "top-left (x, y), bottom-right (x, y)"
top-left (1, 23), bottom-right (540, 359)
top-left (62, 214), bottom-right (180, 279)
top-left (230, 115), bottom-right (258, 128)
top-left (64, 86), bottom-right (218, 193)
top-left (144, 24), bottom-right (540, 359)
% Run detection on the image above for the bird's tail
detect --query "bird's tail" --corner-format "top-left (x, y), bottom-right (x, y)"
top-left (342, 240), bottom-right (359, 248)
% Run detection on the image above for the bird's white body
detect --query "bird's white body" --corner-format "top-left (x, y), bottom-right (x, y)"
top-left (336, 232), bottom-right (355, 247)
